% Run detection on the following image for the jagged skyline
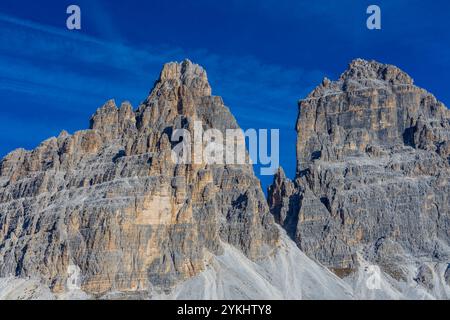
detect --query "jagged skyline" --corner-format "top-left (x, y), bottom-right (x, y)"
top-left (1, 1), bottom-right (450, 191)
top-left (1, 58), bottom-right (448, 299)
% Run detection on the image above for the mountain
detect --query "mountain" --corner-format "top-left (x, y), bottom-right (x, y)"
top-left (0, 60), bottom-right (282, 296)
top-left (0, 59), bottom-right (449, 300)
top-left (268, 59), bottom-right (450, 298)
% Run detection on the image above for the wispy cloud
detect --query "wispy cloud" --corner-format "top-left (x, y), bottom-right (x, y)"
top-left (0, 12), bottom-right (323, 124)
top-left (0, 12), bottom-right (324, 185)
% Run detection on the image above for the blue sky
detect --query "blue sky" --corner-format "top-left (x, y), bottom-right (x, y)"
top-left (1, 0), bottom-right (450, 191)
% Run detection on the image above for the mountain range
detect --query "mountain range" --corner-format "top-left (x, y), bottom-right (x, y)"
top-left (0, 59), bottom-right (449, 299)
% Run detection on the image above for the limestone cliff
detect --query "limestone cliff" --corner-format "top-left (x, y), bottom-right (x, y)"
top-left (269, 59), bottom-right (450, 283)
top-left (1, 58), bottom-right (449, 300)
top-left (0, 60), bottom-right (279, 295)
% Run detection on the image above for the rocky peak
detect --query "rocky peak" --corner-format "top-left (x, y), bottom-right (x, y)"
top-left (87, 60), bottom-right (214, 140)
top-left (0, 60), bottom-right (278, 295)
top-left (156, 59), bottom-right (211, 97)
top-left (297, 59), bottom-right (450, 171)
top-left (339, 58), bottom-right (414, 85)
top-left (132, 60), bottom-right (219, 132)
top-left (306, 59), bottom-right (414, 100)
top-left (89, 100), bottom-right (137, 141)
top-left (270, 59), bottom-right (450, 281)
top-left (89, 99), bottom-right (118, 130)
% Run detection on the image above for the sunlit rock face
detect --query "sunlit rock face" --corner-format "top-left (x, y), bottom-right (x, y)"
top-left (0, 60), bottom-right (279, 295)
top-left (269, 59), bottom-right (450, 279)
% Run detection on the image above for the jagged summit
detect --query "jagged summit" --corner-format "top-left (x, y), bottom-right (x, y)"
top-left (0, 60), bottom-right (278, 296)
top-left (297, 58), bottom-right (450, 170)
top-left (160, 59), bottom-right (207, 81)
top-left (339, 58), bottom-right (414, 84)
top-left (269, 59), bottom-right (450, 296)
top-left (67, 59), bottom-right (224, 147)
top-left (154, 59), bottom-right (212, 97)
top-left (305, 58), bottom-right (415, 100)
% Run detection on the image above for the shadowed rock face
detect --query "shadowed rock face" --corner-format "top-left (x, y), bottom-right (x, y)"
top-left (269, 59), bottom-right (450, 277)
top-left (0, 60), bottom-right (279, 295)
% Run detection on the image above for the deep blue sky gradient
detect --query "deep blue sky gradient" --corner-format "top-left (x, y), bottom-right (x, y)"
top-left (1, 0), bottom-right (450, 190)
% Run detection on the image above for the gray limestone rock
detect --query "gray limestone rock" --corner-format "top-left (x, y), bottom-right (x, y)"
top-left (269, 59), bottom-right (450, 278)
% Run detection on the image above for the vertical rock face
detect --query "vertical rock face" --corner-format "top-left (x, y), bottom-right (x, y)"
top-left (269, 59), bottom-right (450, 278)
top-left (0, 60), bottom-right (279, 295)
